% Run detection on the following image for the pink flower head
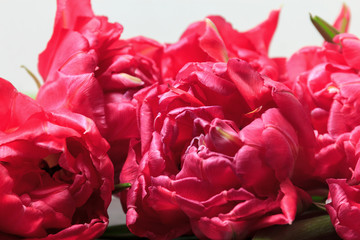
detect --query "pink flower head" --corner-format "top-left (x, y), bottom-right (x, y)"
top-left (162, 10), bottom-right (286, 82)
top-left (0, 78), bottom-right (113, 239)
top-left (326, 178), bottom-right (360, 240)
top-left (37, 0), bottom-right (164, 181)
top-left (121, 59), bottom-right (315, 239)
top-left (285, 7), bottom-right (360, 185)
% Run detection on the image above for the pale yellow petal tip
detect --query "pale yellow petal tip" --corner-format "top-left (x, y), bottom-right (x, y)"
top-left (204, 18), bottom-right (229, 62)
top-left (205, 18), bottom-right (220, 35)
top-left (119, 73), bottom-right (144, 85)
top-left (245, 106), bottom-right (263, 117)
top-left (216, 126), bottom-right (242, 146)
top-left (327, 86), bottom-right (339, 94)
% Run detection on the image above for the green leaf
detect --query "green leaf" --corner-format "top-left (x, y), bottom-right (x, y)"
top-left (113, 183), bottom-right (131, 193)
top-left (174, 236), bottom-right (199, 240)
top-left (98, 225), bottom-right (142, 239)
top-left (99, 224), bottom-right (198, 239)
top-left (252, 214), bottom-right (340, 240)
top-left (311, 195), bottom-right (326, 203)
top-left (21, 65), bottom-right (42, 89)
top-left (310, 14), bottom-right (340, 43)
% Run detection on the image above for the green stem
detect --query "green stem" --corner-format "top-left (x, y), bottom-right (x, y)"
top-left (252, 214), bottom-right (340, 240)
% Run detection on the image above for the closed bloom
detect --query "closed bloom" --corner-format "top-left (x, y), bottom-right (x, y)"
top-left (0, 78), bottom-right (113, 239)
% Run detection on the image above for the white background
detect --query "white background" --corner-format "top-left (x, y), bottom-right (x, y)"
top-left (1, 0), bottom-right (360, 226)
top-left (1, 0), bottom-right (360, 95)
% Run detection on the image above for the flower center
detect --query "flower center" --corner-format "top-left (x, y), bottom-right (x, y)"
top-left (40, 154), bottom-right (61, 177)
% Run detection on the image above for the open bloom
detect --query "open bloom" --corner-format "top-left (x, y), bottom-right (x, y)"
top-left (0, 78), bottom-right (113, 239)
top-left (326, 177), bottom-right (360, 240)
top-left (121, 59), bottom-right (315, 239)
top-left (36, 0), bottom-right (164, 181)
top-left (285, 7), bottom-right (360, 185)
top-left (161, 10), bottom-right (286, 82)
top-left (285, 7), bottom-right (360, 239)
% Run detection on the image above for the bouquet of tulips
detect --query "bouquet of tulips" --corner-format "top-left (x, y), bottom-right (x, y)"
top-left (1, 0), bottom-right (359, 239)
